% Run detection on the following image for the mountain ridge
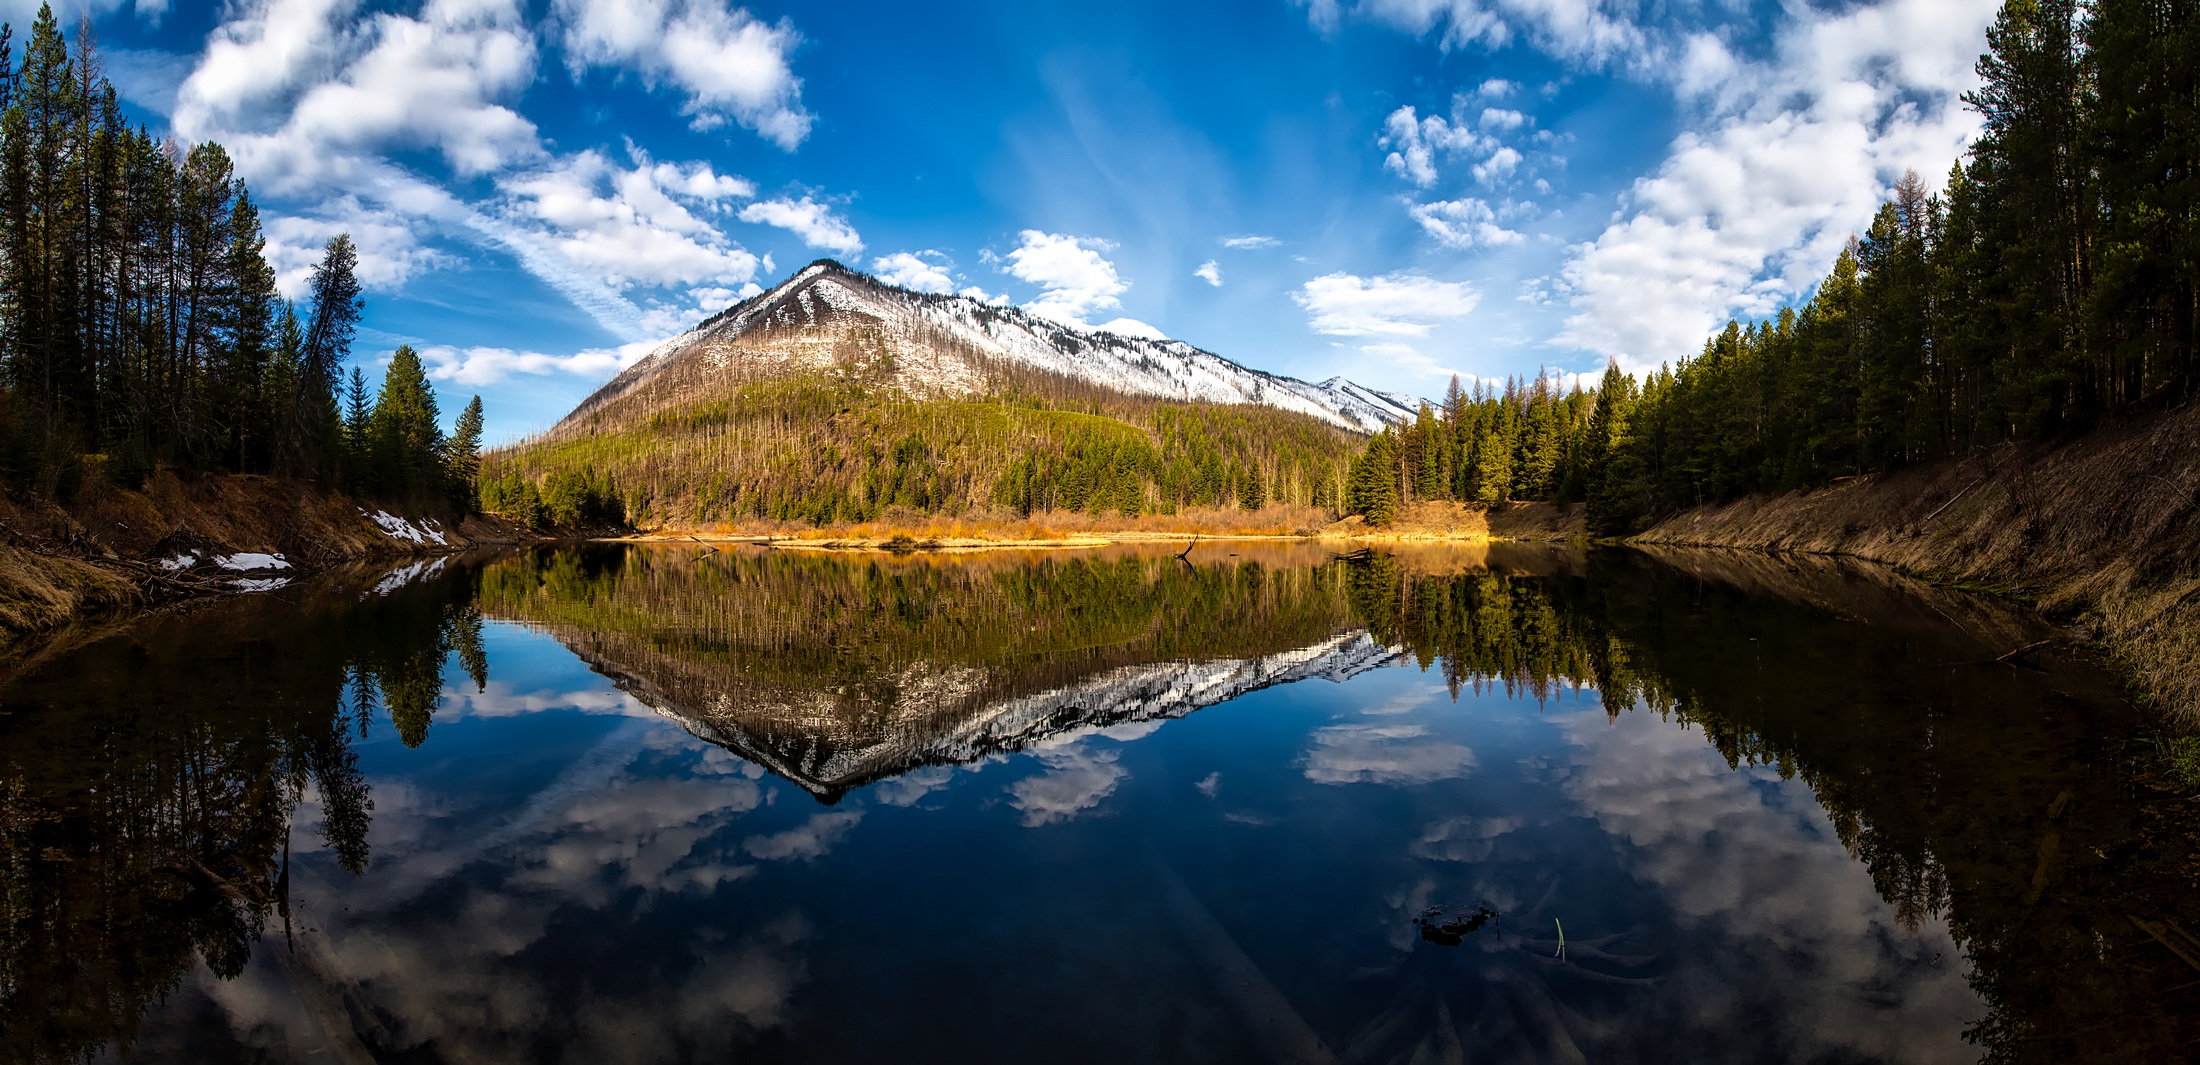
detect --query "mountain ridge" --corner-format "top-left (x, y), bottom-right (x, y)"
top-left (555, 258), bottom-right (1423, 435)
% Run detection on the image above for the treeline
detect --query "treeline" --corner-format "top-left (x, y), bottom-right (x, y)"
top-left (0, 6), bottom-right (480, 509)
top-left (1344, 373), bottom-right (1595, 524)
top-left (483, 375), bottom-right (1362, 528)
top-left (1350, 0), bottom-right (2200, 533)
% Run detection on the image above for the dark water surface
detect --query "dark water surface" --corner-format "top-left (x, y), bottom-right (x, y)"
top-left (3, 542), bottom-right (2196, 1064)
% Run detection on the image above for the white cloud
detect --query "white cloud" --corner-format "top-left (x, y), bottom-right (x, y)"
top-left (554, 0), bottom-right (812, 149)
top-left (871, 250), bottom-right (955, 293)
top-left (1003, 230), bottom-right (1133, 328)
top-left (958, 285), bottom-right (1009, 306)
top-left (1294, 271), bottom-right (1480, 336)
top-left (1377, 103), bottom-right (1491, 188)
top-left (1556, 0), bottom-right (1999, 367)
top-left (418, 338), bottom-right (661, 386)
top-left (1300, 722), bottom-right (1476, 785)
top-left (178, 0), bottom-right (543, 187)
top-left (1194, 260), bottom-right (1222, 287)
top-left (1406, 198), bottom-right (1523, 249)
top-left (1479, 107), bottom-right (1527, 131)
top-left (501, 149), bottom-right (764, 290)
top-left (737, 196), bottom-right (864, 256)
top-left (1008, 744), bottom-right (1127, 827)
top-left (1222, 234), bottom-right (1281, 249)
top-left (1330, 0), bottom-right (1650, 68)
top-left (1474, 77), bottom-right (1517, 99)
top-left (264, 201), bottom-right (455, 295)
top-left (169, 0), bottom-right (778, 346)
top-left (741, 810), bottom-right (863, 861)
top-left (1472, 145), bottom-right (1523, 185)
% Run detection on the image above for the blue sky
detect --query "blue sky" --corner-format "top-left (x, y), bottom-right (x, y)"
top-left (61, 0), bottom-right (2000, 441)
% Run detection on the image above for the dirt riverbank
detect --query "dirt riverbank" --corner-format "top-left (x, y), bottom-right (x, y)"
top-left (0, 471), bottom-right (512, 653)
top-left (1637, 399), bottom-right (2200, 721)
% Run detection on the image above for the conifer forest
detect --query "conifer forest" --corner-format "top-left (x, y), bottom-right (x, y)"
top-left (0, 8), bottom-right (481, 510)
top-left (1346, 0), bottom-right (2200, 535)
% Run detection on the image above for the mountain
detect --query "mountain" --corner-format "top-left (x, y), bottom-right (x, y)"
top-left (557, 259), bottom-right (1421, 436)
top-left (469, 543), bottom-right (1393, 802)
top-left (578, 631), bottom-right (1399, 803)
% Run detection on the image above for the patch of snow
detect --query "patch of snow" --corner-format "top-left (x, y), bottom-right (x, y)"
top-left (364, 509), bottom-right (451, 546)
top-left (368, 557), bottom-right (449, 597)
top-left (158, 553), bottom-right (198, 571)
top-left (215, 552), bottom-right (290, 571)
top-left (231, 578), bottom-right (291, 593)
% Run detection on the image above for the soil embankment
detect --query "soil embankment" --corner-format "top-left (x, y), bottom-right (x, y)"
top-left (1637, 400), bottom-right (2200, 719)
top-left (0, 471), bottom-right (510, 653)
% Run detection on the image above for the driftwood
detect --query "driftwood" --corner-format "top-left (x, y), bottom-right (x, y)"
top-left (1174, 534), bottom-right (1200, 564)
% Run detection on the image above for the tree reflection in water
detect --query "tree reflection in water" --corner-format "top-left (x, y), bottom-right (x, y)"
top-left (0, 543), bottom-right (2193, 1064)
top-left (0, 563), bottom-right (486, 1065)
top-left (1342, 546), bottom-right (2200, 1065)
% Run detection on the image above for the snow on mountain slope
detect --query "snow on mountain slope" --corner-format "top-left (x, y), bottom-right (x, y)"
top-left (556, 259), bottom-right (1424, 434)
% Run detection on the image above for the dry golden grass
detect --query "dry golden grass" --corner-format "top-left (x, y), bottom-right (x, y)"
top-left (0, 544), bottom-right (137, 649)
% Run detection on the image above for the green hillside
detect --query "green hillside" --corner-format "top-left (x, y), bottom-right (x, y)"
top-left (480, 372), bottom-right (1366, 529)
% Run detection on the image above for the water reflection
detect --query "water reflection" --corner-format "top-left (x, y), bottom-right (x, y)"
top-left (0, 543), bottom-right (2190, 1063)
top-left (0, 568), bottom-right (483, 1064)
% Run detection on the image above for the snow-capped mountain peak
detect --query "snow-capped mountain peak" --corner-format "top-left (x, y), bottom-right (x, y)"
top-left (557, 259), bottom-right (1424, 434)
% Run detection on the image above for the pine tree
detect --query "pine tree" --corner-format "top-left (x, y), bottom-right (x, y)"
top-left (445, 394), bottom-right (484, 506)
top-left (370, 344), bottom-right (442, 502)
top-left (281, 234), bottom-right (360, 480)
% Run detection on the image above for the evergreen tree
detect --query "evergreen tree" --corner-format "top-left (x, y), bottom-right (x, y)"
top-left (445, 394), bottom-right (484, 505)
top-left (369, 344), bottom-right (442, 502)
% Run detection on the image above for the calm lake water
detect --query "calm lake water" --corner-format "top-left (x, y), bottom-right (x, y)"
top-left (3, 542), bottom-right (2196, 1064)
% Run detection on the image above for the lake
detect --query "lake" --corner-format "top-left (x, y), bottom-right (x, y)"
top-left (2, 542), bottom-right (2195, 1064)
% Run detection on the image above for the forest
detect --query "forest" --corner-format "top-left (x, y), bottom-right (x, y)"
top-left (481, 373), bottom-right (1366, 530)
top-left (0, 6), bottom-right (481, 511)
top-left (1348, 0), bottom-right (2200, 535)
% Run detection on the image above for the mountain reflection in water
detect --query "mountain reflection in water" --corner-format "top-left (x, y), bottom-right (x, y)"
top-left (0, 542), bottom-right (2193, 1064)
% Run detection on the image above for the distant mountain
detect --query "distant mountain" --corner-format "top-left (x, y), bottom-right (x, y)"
top-left (557, 259), bottom-right (1422, 436)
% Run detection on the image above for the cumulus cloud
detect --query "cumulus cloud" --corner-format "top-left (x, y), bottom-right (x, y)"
top-left (1406, 198), bottom-right (1522, 250)
top-left (738, 195), bottom-right (864, 255)
top-left (1194, 260), bottom-right (1223, 287)
top-left (418, 337), bottom-right (662, 386)
top-left (1378, 103), bottom-right (1491, 188)
top-left (169, 0), bottom-right (789, 346)
top-left (1008, 743), bottom-right (1127, 827)
top-left (1556, 0), bottom-right (1999, 367)
top-left (263, 201), bottom-right (455, 296)
top-left (1300, 722), bottom-right (1476, 785)
top-left (554, 0), bottom-right (812, 149)
top-left (871, 250), bottom-right (956, 293)
top-left (1472, 145), bottom-right (1523, 185)
top-left (177, 0), bottom-right (542, 187)
top-left (500, 148), bottom-right (763, 289)
top-left (741, 810), bottom-right (863, 861)
top-left (1294, 271), bottom-right (1480, 336)
top-left (1003, 230), bottom-right (1134, 328)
